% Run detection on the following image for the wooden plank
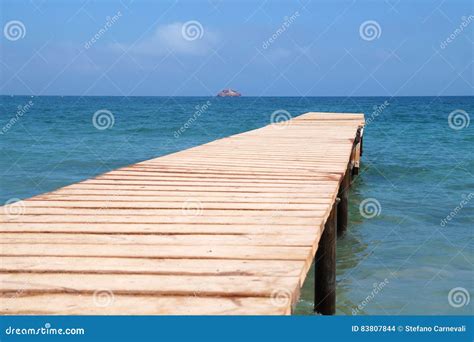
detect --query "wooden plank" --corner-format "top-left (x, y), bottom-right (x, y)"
top-left (28, 194), bottom-right (332, 202)
top-left (0, 223), bottom-right (320, 235)
top-left (6, 208), bottom-right (325, 217)
top-left (108, 173), bottom-right (336, 182)
top-left (23, 200), bottom-right (331, 209)
top-left (53, 184), bottom-right (336, 193)
top-left (95, 176), bottom-right (340, 184)
top-left (0, 244), bottom-right (313, 260)
top-left (123, 166), bottom-right (341, 177)
top-left (85, 179), bottom-right (341, 187)
top-left (0, 256), bottom-right (303, 277)
top-left (0, 233), bottom-right (315, 247)
top-left (72, 183), bottom-right (338, 191)
top-left (0, 294), bottom-right (291, 315)
top-left (0, 273), bottom-right (300, 298)
top-left (33, 190), bottom-right (334, 198)
top-left (1, 215), bottom-right (323, 225)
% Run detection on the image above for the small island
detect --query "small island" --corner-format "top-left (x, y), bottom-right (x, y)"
top-left (217, 89), bottom-right (241, 97)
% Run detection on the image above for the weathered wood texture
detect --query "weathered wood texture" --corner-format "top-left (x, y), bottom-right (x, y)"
top-left (0, 112), bottom-right (364, 315)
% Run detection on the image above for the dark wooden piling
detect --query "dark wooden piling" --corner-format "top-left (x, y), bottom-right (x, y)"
top-left (314, 200), bottom-right (338, 315)
top-left (351, 127), bottom-right (363, 177)
top-left (337, 166), bottom-right (351, 237)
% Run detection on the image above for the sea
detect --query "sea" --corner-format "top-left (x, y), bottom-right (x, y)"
top-left (1, 95), bottom-right (473, 315)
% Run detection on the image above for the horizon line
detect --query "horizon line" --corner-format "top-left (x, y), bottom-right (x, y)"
top-left (1, 94), bottom-right (473, 98)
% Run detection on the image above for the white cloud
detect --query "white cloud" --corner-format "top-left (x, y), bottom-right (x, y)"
top-left (111, 22), bottom-right (219, 56)
top-left (263, 47), bottom-right (292, 63)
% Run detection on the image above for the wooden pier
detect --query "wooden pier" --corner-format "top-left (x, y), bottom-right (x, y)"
top-left (0, 112), bottom-right (364, 315)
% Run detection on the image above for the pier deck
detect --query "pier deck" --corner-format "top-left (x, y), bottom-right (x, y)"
top-left (0, 112), bottom-right (364, 315)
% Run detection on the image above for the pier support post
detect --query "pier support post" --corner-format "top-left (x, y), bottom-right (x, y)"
top-left (337, 166), bottom-right (350, 237)
top-left (351, 127), bottom-right (363, 177)
top-left (314, 201), bottom-right (337, 315)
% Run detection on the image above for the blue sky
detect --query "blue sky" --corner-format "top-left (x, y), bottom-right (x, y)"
top-left (0, 0), bottom-right (472, 96)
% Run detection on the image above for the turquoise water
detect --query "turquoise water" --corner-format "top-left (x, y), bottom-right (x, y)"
top-left (1, 95), bottom-right (473, 315)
